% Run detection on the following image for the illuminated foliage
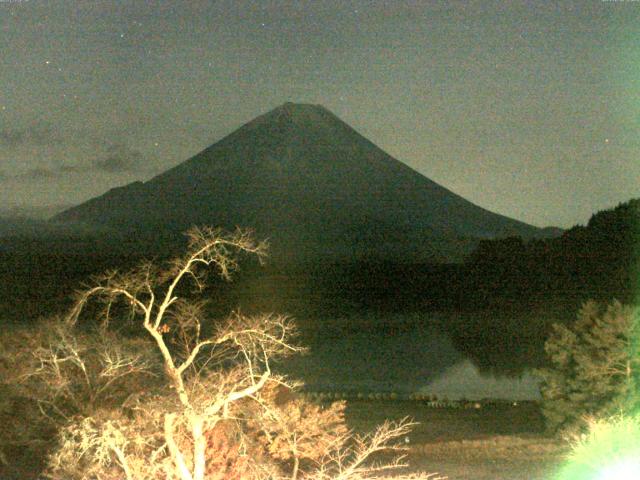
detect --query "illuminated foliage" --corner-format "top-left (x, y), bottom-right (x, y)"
top-left (536, 300), bottom-right (640, 433)
top-left (555, 414), bottom-right (640, 480)
top-left (0, 318), bottom-right (158, 474)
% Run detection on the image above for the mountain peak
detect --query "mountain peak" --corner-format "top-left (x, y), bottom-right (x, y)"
top-left (54, 104), bottom-right (550, 262)
top-left (278, 101), bottom-right (327, 112)
top-left (281, 101), bottom-right (321, 108)
top-left (256, 102), bottom-right (334, 127)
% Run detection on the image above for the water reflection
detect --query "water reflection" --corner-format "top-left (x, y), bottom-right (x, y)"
top-left (280, 320), bottom-right (540, 400)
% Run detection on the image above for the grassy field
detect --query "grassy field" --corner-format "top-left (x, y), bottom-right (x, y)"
top-left (344, 399), bottom-right (568, 480)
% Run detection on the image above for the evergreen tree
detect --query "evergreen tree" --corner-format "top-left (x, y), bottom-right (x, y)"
top-left (536, 300), bottom-right (640, 433)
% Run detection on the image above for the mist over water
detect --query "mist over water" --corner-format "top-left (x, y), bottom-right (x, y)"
top-left (421, 359), bottom-right (541, 401)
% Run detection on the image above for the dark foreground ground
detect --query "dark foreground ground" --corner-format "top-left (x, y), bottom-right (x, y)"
top-left (345, 399), bottom-right (567, 480)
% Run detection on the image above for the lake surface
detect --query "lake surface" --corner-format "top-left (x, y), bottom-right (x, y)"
top-left (281, 314), bottom-right (542, 400)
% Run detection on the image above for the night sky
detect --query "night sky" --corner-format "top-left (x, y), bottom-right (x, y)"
top-left (1, 0), bottom-right (638, 228)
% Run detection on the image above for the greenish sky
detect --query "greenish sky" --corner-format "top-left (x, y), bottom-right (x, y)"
top-left (1, 0), bottom-right (638, 228)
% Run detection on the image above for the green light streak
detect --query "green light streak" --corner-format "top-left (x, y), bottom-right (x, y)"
top-left (554, 414), bottom-right (640, 480)
top-left (595, 459), bottom-right (640, 480)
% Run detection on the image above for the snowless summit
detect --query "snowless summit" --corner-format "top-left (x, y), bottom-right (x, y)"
top-left (55, 103), bottom-right (549, 262)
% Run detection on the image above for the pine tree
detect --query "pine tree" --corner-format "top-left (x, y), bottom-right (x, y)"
top-left (536, 300), bottom-right (640, 433)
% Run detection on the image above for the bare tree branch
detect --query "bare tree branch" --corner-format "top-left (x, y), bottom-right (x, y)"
top-left (13, 227), bottom-right (441, 480)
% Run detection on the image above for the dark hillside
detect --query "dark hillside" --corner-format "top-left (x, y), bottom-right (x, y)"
top-left (464, 198), bottom-right (640, 307)
top-left (447, 199), bottom-right (640, 373)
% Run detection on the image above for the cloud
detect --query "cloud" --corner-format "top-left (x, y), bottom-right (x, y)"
top-left (18, 167), bottom-right (59, 181)
top-left (10, 164), bottom-right (83, 182)
top-left (0, 129), bottom-right (25, 147)
top-left (90, 143), bottom-right (146, 173)
top-left (2, 141), bottom-right (150, 184)
top-left (58, 164), bottom-right (84, 174)
top-left (0, 122), bottom-right (63, 148)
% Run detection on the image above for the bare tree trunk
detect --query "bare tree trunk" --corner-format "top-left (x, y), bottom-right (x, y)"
top-left (165, 413), bottom-right (194, 480)
top-left (191, 414), bottom-right (206, 480)
top-left (291, 454), bottom-right (300, 480)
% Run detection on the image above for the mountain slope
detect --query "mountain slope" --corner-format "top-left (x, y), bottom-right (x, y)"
top-left (54, 103), bottom-right (554, 262)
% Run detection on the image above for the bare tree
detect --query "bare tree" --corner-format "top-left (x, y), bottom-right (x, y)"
top-left (303, 418), bottom-right (439, 480)
top-left (57, 227), bottom-right (299, 480)
top-left (6, 226), bottom-right (444, 480)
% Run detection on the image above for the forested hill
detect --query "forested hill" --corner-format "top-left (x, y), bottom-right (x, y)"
top-left (464, 198), bottom-right (640, 307)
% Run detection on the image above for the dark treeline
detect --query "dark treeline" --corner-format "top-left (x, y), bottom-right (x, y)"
top-left (2, 200), bottom-right (637, 320)
top-left (446, 198), bottom-right (640, 372)
top-left (1, 199), bottom-right (637, 375)
top-left (463, 198), bottom-right (640, 308)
